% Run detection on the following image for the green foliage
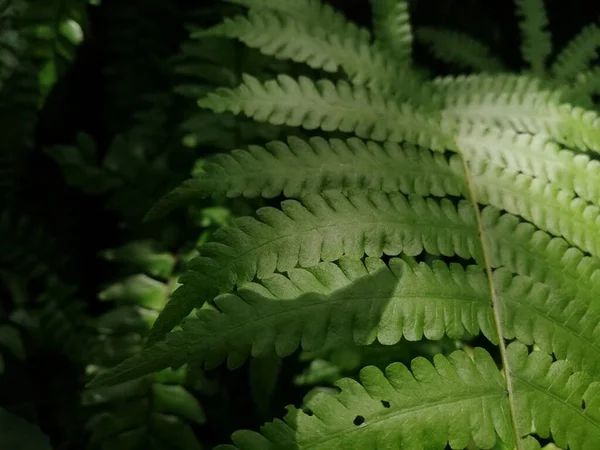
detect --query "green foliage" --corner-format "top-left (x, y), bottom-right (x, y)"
top-left (372, 0), bottom-right (412, 63)
top-left (84, 241), bottom-right (204, 449)
top-left (87, 1), bottom-right (600, 448)
top-left (20, 0), bottom-right (86, 102)
top-left (515, 0), bottom-right (551, 74)
top-left (416, 27), bottom-right (506, 72)
top-left (5, 0), bottom-right (600, 449)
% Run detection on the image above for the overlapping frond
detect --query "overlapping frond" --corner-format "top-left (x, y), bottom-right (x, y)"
top-left (372, 0), bottom-right (413, 62)
top-left (85, 2), bottom-right (600, 449)
top-left (468, 160), bottom-right (600, 258)
top-left (150, 189), bottom-right (600, 348)
top-left (552, 23), bottom-right (600, 82)
top-left (417, 27), bottom-right (506, 73)
top-left (574, 67), bottom-right (600, 91)
top-left (437, 73), bottom-right (600, 152)
top-left (457, 128), bottom-right (600, 208)
top-left (222, 0), bottom-right (371, 45)
top-left (193, 10), bottom-right (400, 92)
top-left (198, 74), bottom-right (450, 149)
top-left (91, 257), bottom-right (494, 384)
top-left (88, 249), bottom-right (600, 388)
top-left (219, 0), bottom-right (429, 98)
top-left (215, 345), bottom-right (600, 449)
top-left (146, 190), bottom-right (482, 344)
top-left (146, 136), bottom-right (464, 220)
top-left (515, 0), bottom-right (552, 74)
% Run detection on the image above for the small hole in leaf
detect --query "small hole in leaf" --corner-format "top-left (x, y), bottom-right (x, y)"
top-left (381, 400), bottom-right (390, 408)
top-left (353, 415), bottom-right (365, 426)
top-left (304, 408), bottom-right (314, 416)
top-left (582, 399), bottom-right (586, 409)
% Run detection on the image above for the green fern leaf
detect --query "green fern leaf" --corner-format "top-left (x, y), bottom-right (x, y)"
top-left (457, 128), bottom-right (600, 208)
top-left (149, 190), bottom-right (600, 344)
top-left (216, 345), bottom-right (600, 449)
top-left (192, 10), bottom-right (400, 93)
top-left (417, 27), bottom-right (506, 73)
top-left (145, 136), bottom-right (464, 220)
top-left (572, 68), bottom-right (600, 95)
top-left (552, 24), bottom-right (600, 82)
top-left (437, 74), bottom-right (600, 152)
top-left (97, 344), bottom-right (600, 450)
top-left (198, 74), bottom-right (450, 150)
top-left (90, 4), bottom-right (600, 449)
top-left (88, 251), bottom-right (600, 386)
top-left (515, 0), bottom-right (552, 74)
top-left (222, 0), bottom-right (371, 45)
top-left (150, 126), bottom-right (600, 224)
top-left (116, 189), bottom-right (600, 363)
top-left (372, 0), bottom-right (413, 62)
top-left (467, 161), bottom-right (600, 259)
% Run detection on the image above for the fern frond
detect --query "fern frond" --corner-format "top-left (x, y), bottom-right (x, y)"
top-left (198, 74), bottom-right (450, 150)
top-left (417, 27), bottom-right (506, 73)
top-left (515, 0), bottom-right (552, 74)
top-left (437, 74), bottom-right (562, 131)
top-left (372, 0), bottom-right (412, 62)
top-left (93, 344), bottom-right (600, 450)
top-left (222, 0), bottom-right (371, 45)
top-left (152, 192), bottom-right (600, 346)
top-left (151, 128), bottom-right (600, 244)
top-left (102, 240), bottom-right (176, 279)
top-left (222, 345), bottom-right (600, 449)
top-left (146, 136), bottom-right (464, 220)
top-left (295, 339), bottom-right (458, 388)
top-left (147, 190), bottom-right (479, 343)
top-left (193, 10), bottom-right (401, 93)
top-left (433, 73), bottom-right (552, 97)
top-left (568, 68), bottom-right (600, 102)
top-left (552, 24), bottom-right (600, 82)
top-left (174, 23), bottom-right (288, 150)
top-left (481, 206), bottom-right (600, 319)
top-left (467, 160), bottom-right (600, 259)
top-left (437, 74), bottom-right (600, 152)
top-left (94, 258), bottom-right (494, 382)
top-left (457, 128), bottom-right (600, 209)
top-left (88, 250), bottom-right (600, 386)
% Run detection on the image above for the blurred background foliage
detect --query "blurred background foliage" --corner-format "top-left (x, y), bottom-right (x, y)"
top-left (1, 0), bottom-right (599, 448)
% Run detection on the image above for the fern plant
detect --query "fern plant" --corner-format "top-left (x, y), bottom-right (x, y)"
top-left (79, 0), bottom-right (600, 448)
top-left (416, 0), bottom-right (600, 105)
